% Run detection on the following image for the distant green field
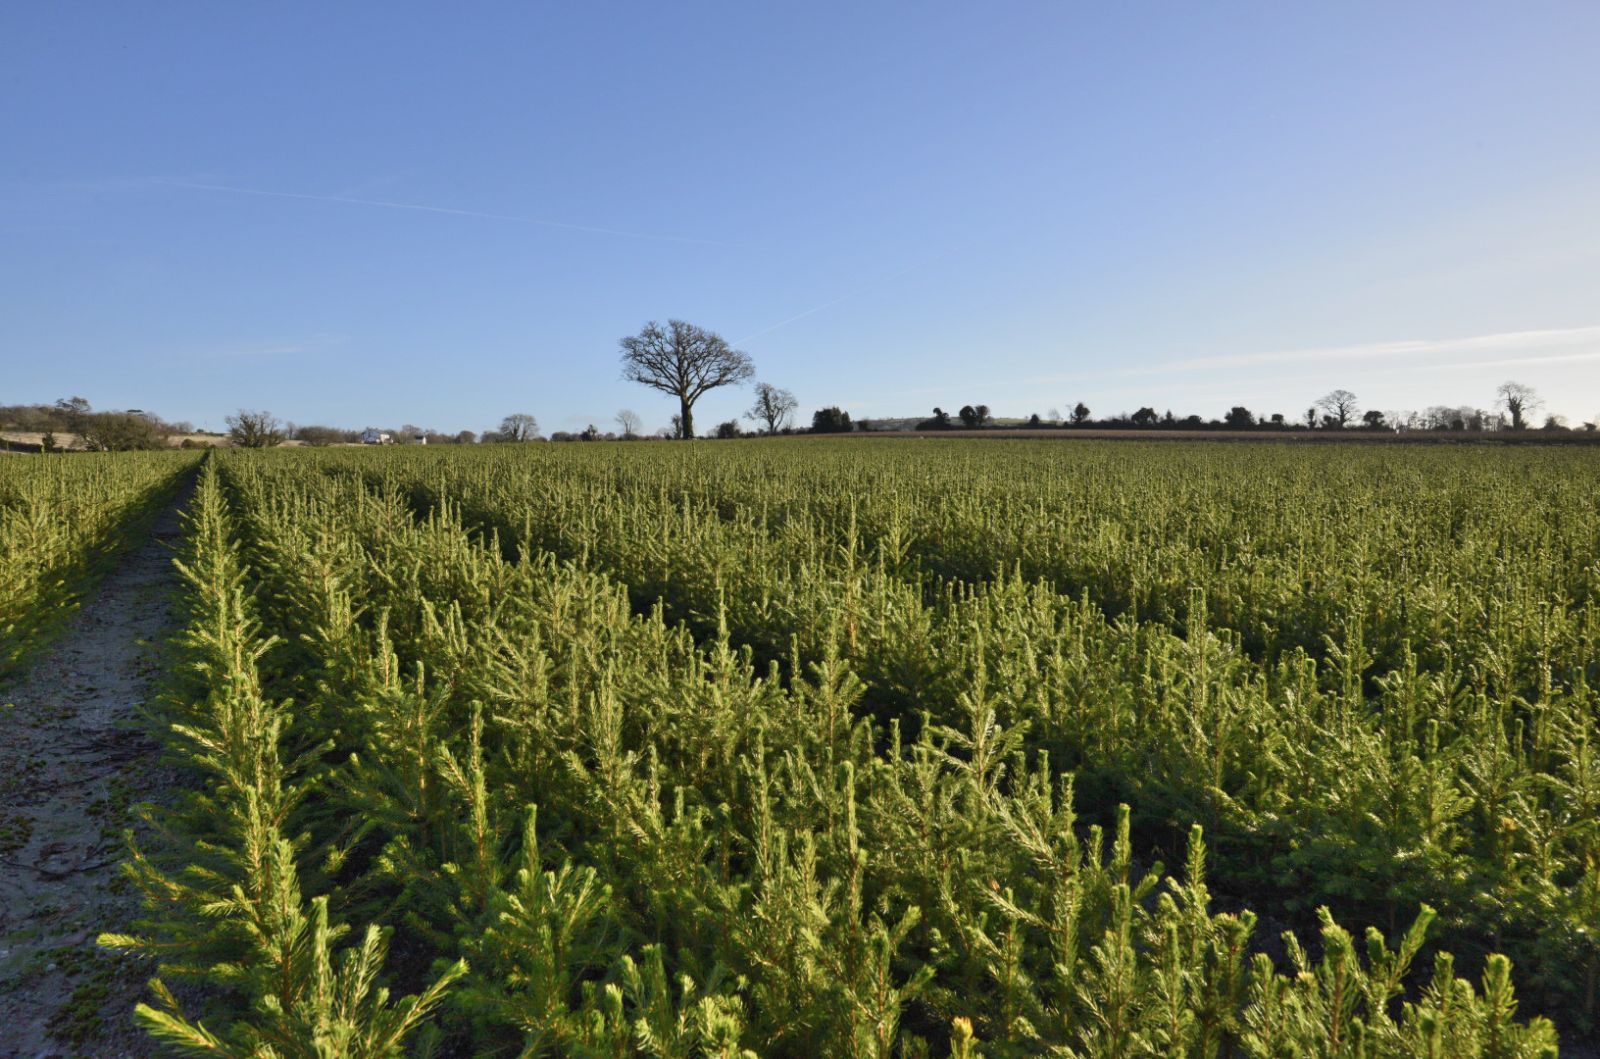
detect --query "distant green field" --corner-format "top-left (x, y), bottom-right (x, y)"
top-left (110, 439), bottom-right (1600, 1055)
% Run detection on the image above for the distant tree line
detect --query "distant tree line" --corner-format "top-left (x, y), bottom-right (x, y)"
top-left (838, 381), bottom-right (1592, 436)
top-left (6, 352), bottom-right (1592, 455)
top-left (0, 397), bottom-right (199, 452)
top-left (241, 378), bottom-right (1600, 449)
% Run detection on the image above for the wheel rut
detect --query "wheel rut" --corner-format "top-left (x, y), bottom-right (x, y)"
top-left (0, 487), bottom-right (191, 1058)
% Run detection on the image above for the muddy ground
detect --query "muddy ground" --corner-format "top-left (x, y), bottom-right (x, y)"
top-left (0, 493), bottom-right (189, 1058)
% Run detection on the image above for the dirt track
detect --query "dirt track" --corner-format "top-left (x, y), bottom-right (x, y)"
top-left (0, 492), bottom-right (189, 1058)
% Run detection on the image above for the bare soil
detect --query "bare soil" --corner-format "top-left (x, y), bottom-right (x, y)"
top-left (0, 492), bottom-right (190, 1058)
top-left (852, 426), bottom-right (1600, 444)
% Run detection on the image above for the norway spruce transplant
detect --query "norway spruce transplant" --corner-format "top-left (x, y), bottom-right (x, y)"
top-left (0, 452), bottom-right (195, 677)
top-left (5, 437), bottom-right (1594, 1056)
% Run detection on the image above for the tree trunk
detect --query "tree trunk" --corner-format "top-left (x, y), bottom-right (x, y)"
top-left (679, 396), bottom-right (694, 440)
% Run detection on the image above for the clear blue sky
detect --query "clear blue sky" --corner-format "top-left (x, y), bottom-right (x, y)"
top-left (4, 2), bottom-right (1598, 433)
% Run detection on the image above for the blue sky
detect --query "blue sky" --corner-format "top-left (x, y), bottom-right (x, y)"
top-left (3, 2), bottom-right (1598, 433)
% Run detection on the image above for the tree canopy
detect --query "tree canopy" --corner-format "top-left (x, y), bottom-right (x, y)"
top-left (811, 406), bottom-right (853, 433)
top-left (1497, 381), bottom-right (1542, 430)
top-left (499, 413), bottom-right (540, 442)
top-left (748, 383), bottom-right (798, 435)
top-left (1316, 390), bottom-right (1360, 428)
top-left (226, 409), bottom-right (285, 448)
top-left (619, 320), bottom-right (754, 439)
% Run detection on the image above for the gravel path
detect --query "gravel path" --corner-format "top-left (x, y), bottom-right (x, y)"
top-left (0, 490), bottom-right (189, 1058)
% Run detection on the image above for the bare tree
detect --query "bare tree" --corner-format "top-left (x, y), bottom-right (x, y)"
top-left (1496, 381), bottom-right (1542, 430)
top-left (1316, 390), bottom-right (1359, 428)
top-left (226, 409), bottom-right (285, 448)
top-left (53, 396), bottom-right (92, 441)
top-left (748, 383), bottom-right (798, 434)
top-left (1423, 405), bottom-right (1468, 431)
top-left (499, 413), bottom-right (540, 442)
top-left (619, 320), bottom-right (754, 439)
top-left (615, 409), bottom-right (642, 438)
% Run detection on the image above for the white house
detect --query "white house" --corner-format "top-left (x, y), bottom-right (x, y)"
top-left (361, 428), bottom-right (392, 445)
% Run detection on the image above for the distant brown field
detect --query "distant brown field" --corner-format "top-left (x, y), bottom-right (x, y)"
top-left (852, 426), bottom-right (1600, 444)
top-left (0, 431), bottom-right (234, 452)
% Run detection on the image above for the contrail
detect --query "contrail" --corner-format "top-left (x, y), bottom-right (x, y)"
top-left (1418, 348), bottom-right (1600, 372)
top-left (1143, 324), bottom-right (1600, 375)
top-left (734, 291), bottom-right (870, 345)
top-left (875, 323), bottom-right (1600, 401)
top-left (153, 179), bottom-right (739, 247)
top-left (999, 323), bottom-right (1600, 388)
top-left (733, 251), bottom-right (954, 346)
